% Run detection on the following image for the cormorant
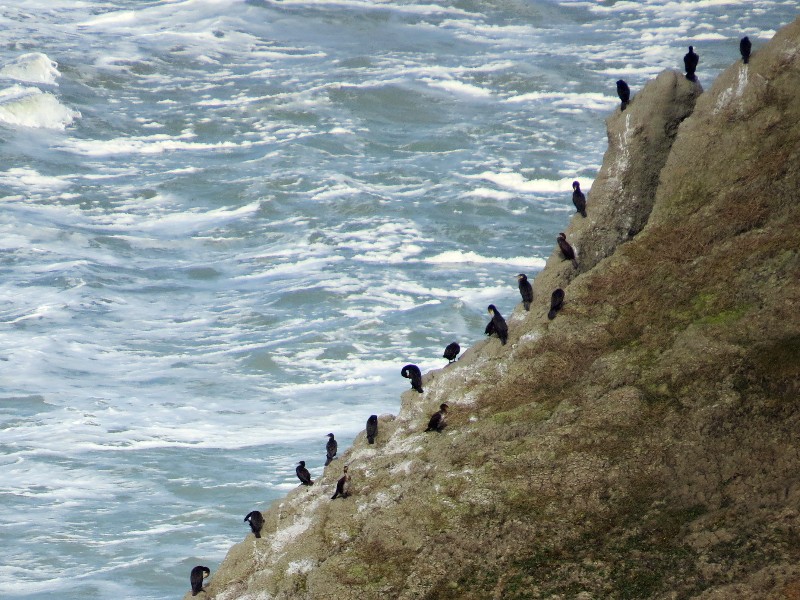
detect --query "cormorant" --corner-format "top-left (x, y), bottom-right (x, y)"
top-left (616, 79), bottom-right (631, 111)
top-left (548, 289), bottom-right (565, 320)
top-left (331, 465), bottom-right (350, 499)
top-left (557, 233), bottom-right (578, 268)
top-left (517, 274), bottom-right (533, 311)
top-left (443, 341), bottom-right (460, 363)
top-left (366, 414), bottom-right (378, 444)
top-left (485, 304), bottom-right (508, 345)
top-left (426, 403), bottom-right (449, 432)
top-left (244, 510), bottom-right (264, 539)
top-left (572, 181), bottom-right (587, 217)
top-left (740, 36), bottom-right (751, 64)
top-left (190, 566), bottom-right (210, 596)
top-left (325, 433), bottom-right (337, 466)
top-left (684, 46), bottom-right (699, 81)
top-left (401, 364), bottom-right (424, 393)
top-left (295, 461), bottom-right (313, 486)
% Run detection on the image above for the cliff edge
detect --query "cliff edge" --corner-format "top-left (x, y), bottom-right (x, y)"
top-left (187, 18), bottom-right (800, 600)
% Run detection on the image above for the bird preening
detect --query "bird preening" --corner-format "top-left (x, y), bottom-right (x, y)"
top-left (517, 274), bottom-right (533, 311)
top-left (616, 79), bottom-right (631, 111)
top-left (443, 341), bottom-right (460, 363)
top-left (485, 304), bottom-right (508, 345)
top-left (740, 36), bottom-right (751, 64)
top-left (401, 364), bottom-right (424, 393)
top-left (426, 403), bottom-right (448, 433)
top-left (548, 288), bottom-right (565, 320)
top-left (190, 566), bottom-right (210, 596)
top-left (366, 414), bottom-right (378, 444)
top-left (572, 181), bottom-right (587, 218)
top-left (295, 460), bottom-right (313, 486)
top-left (684, 45), bottom-right (699, 81)
top-left (557, 233), bottom-right (579, 269)
top-left (244, 510), bottom-right (264, 539)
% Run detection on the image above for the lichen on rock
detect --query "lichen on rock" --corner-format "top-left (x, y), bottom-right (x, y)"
top-left (185, 17), bottom-right (800, 600)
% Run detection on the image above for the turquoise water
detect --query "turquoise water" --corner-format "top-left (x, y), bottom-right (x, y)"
top-left (1, 1), bottom-right (795, 597)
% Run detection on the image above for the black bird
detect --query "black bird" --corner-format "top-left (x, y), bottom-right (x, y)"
top-left (616, 79), bottom-right (631, 111)
top-left (366, 414), bottom-right (378, 444)
top-left (401, 364), bottom-right (424, 393)
top-left (426, 403), bottom-right (449, 433)
top-left (516, 274), bottom-right (533, 311)
top-left (684, 46), bottom-right (699, 81)
top-left (244, 510), bottom-right (264, 539)
top-left (740, 36), bottom-right (751, 64)
top-left (331, 465), bottom-right (350, 499)
top-left (548, 289), bottom-right (565, 320)
top-left (443, 341), bottom-right (460, 363)
top-left (190, 566), bottom-right (210, 596)
top-left (325, 433), bottom-right (337, 466)
top-left (295, 461), bottom-right (313, 486)
top-left (557, 233), bottom-right (578, 268)
top-left (485, 304), bottom-right (508, 345)
top-left (572, 181), bottom-right (587, 217)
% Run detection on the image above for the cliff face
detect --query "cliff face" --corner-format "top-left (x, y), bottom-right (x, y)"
top-left (189, 18), bottom-right (800, 600)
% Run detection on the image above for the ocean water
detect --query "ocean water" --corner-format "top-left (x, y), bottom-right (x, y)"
top-left (0, 1), bottom-right (795, 597)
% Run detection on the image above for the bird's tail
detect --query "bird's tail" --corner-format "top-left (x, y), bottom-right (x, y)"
top-left (621, 101), bottom-right (627, 111)
top-left (580, 209), bottom-right (587, 218)
top-left (548, 308), bottom-right (557, 320)
top-left (571, 258), bottom-right (578, 269)
top-left (325, 457), bottom-right (332, 466)
top-left (254, 531), bottom-right (261, 539)
top-left (523, 301), bottom-right (530, 311)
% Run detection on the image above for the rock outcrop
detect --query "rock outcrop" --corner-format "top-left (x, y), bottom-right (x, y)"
top-left (185, 18), bottom-right (800, 600)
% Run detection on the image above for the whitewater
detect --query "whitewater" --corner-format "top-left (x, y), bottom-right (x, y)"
top-left (1, 1), bottom-right (796, 597)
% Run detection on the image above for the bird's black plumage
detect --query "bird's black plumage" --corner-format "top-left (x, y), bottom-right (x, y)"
top-left (517, 274), bottom-right (533, 311)
top-left (572, 181), bottom-right (587, 217)
top-left (684, 46), bottom-right (699, 81)
top-left (325, 433), bottom-right (337, 466)
top-left (366, 414), bottom-right (378, 444)
top-left (296, 461), bottom-right (313, 486)
top-left (485, 304), bottom-right (508, 345)
top-left (425, 403), bottom-right (449, 433)
top-left (740, 36), bottom-right (751, 64)
top-left (331, 466), bottom-right (350, 499)
top-left (548, 288), bottom-right (565, 320)
top-left (244, 510), bottom-right (264, 539)
top-left (190, 566), bottom-right (210, 596)
top-left (401, 364), bottom-right (424, 393)
top-left (616, 79), bottom-right (631, 111)
top-left (443, 341), bottom-right (461, 363)
top-left (557, 233), bottom-right (578, 268)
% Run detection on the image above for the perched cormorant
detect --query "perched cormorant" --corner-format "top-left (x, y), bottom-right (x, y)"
top-left (295, 461), bottom-right (313, 486)
top-left (616, 79), bottom-right (631, 111)
top-left (548, 289), bottom-right (565, 320)
top-left (401, 364), bottom-right (424, 393)
top-left (485, 304), bottom-right (508, 345)
top-left (516, 274), bottom-right (533, 311)
top-left (331, 465), bottom-right (350, 499)
top-left (426, 403), bottom-right (449, 433)
top-left (325, 433), bottom-right (337, 466)
top-left (366, 414), bottom-right (378, 444)
top-left (740, 36), bottom-right (751, 64)
top-left (244, 510), bottom-right (264, 539)
top-left (190, 566), bottom-right (210, 596)
top-left (557, 233), bottom-right (578, 268)
top-left (443, 341), bottom-right (460, 363)
top-left (572, 181), bottom-right (587, 217)
top-left (684, 46), bottom-right (699, 81)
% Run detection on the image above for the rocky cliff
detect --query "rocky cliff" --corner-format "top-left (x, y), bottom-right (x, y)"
top-left (186, 18), bottom-right (800, 600)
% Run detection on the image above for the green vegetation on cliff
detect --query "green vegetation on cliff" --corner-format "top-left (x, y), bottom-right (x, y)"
top-left (188, 18), bottom-right (800, 600)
